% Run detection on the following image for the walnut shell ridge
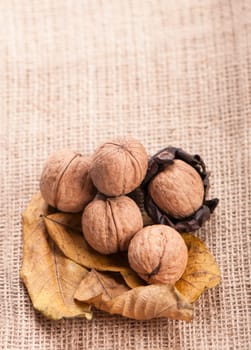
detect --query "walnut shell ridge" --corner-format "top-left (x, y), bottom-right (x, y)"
top-left (40, 149), bottom-right (96, 212)
top-left (128, 225), bottom-right (188, 284)
top-left (82, 195), bottom-right (143, 254)
top-left (90, 137), bottom-right (148, 196)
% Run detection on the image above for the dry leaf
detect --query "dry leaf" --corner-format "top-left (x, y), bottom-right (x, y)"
top-left (44, 212), bottom-right (143, 288)
top-left (176, 233), bottom-right (221, 303)
top-left (74, 270), bottom-right (130, 308)
top-left (75, 270), bottom-right (193, 321)
top-left (142, 210), bottom-right (154, 227)
top-left (20, 193), bottom-right (92, 320)
top-left (21, 192), bottom-right (219, 322)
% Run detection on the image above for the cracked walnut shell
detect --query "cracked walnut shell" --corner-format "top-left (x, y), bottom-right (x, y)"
top-left (82, 195), bottom-right (143, 254)
top-left (90, 137), bottom-right (148, 196)
top-left (40, 149), bottom-right (96, 213)
top-left (128, 225), bottom-right (188, 284)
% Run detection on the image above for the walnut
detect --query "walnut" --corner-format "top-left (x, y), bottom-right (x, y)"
top-left (149, 159), bottom-right (204, 219)
top-left (82, 194), bottom-right (143, 254)
top-left (90, 137), bottom-right (148, 196)
top-left (128, 225), bottom-right (188, 284)
top-left (141, 146), bottom-right (219, 232)
top-left (40, 149), bottom-right (96, 212)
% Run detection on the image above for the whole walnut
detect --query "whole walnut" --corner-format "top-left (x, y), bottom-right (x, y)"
top-left (90, 137), bottom-right (148, 196)
top-left (40, 149), bottom-right (96, 212)
top-left (128, 225), bottom-right (188, 284)
top-left (82, 195), bottom-right (143, 254)
top-left (148, 159), bottom-right (204, 219)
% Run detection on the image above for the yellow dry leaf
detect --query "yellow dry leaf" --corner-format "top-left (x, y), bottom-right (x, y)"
top-left (44, 212), bottom-right (143, 288)
top-left (176, 233), bottom-right (221, 303)
top-left (22, 192), bottom-right (220, 322)
top-left (74, 270), bottom-right (130, 307)
top-left (74, 269), bottom-right (193, 321)
top-left (20, 193), bottom-right (92, 320)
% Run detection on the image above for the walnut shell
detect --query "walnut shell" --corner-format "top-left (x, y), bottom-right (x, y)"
top-left (40, 149), bottom-right (96, 212)
top-left (82, 195), bottom-right (143, 254)
top-left (141, 146), bottom-right (219, 232)
top-left (148, 159), bottom-right (204, 219)
top-left (90, 137), bottom-right (148, 196)
top-left (128, 225), bottom-right (188, 284)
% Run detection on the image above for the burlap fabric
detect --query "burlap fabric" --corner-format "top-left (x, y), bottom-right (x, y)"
top-left (1, 0), bottom-right (250, 349)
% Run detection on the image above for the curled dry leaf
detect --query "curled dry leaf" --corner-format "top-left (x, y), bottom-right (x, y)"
top-left (44, 212), bottom-right (143, 288)
top-left (74, 270), bottom-right (193, 321)
top-left (175, 234), bottom-right (221, 303)
top-left (20, 193), bottom-right (92, 320)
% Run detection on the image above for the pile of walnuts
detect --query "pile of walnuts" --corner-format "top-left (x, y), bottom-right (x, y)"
top-left (40, 137), bottom-right (218, 286)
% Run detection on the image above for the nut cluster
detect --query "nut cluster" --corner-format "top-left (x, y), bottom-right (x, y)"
top-left (40, 137), bottom-right (147, 256)
top-left (40, 138), bottom-right (218, 285)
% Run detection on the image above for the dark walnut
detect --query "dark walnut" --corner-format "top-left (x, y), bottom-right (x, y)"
top-left (128, 225), bottom-right (188, 284)
top-left (141, 147), bottom-right (219, 232)
top-left (40, 149), bottom-right (96, 213)
top-left (90, 137), bottom-right (148, 196)
top-left (82, 195), bottom-right (143, 254)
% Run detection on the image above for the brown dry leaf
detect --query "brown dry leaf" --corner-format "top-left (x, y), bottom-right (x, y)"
top-left (142, 210), bottom-right (154, 227)
top-left (75, 270), bottom-right (193, 321)
top-left (44, 212), bottom-right (143, 288)
top-left (20, 193), bottom-right (92, 320)
top-left (176, 233), bottom-right (221, 303)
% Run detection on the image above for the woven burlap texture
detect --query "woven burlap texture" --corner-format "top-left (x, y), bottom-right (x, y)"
top-left (1, 0), bottom-right (250, 349)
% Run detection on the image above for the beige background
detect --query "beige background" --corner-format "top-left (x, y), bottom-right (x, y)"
top-left (1, 0), bottom-right (250, 349)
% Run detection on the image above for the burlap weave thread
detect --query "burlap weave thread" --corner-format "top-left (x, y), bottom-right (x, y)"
top-left (0, 0), bottom-right (250, 349)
